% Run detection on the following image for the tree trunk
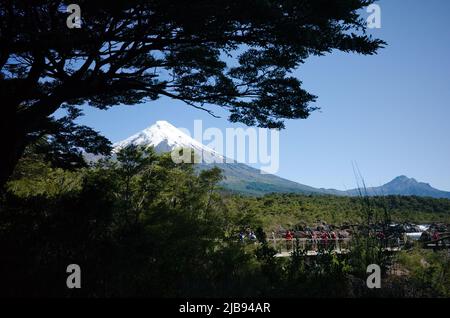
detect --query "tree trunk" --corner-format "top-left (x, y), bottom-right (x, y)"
top-left (0, 114), bottom-right (27, 190)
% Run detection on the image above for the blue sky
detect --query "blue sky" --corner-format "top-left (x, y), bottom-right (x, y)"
top-left (74, 0), bottom-right (450, 191)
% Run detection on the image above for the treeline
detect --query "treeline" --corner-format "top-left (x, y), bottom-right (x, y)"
top-left (1, 145), bottom-right (449, 297)
top-left (1, 146), bottom-right (245, 297)
top-left (224, 193), bottom-right (450, 230)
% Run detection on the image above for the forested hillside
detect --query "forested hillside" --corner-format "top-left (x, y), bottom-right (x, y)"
top-left (224, 193), bottom-right (450, 230)
top-left (1, 145), bottom-right (449, 297)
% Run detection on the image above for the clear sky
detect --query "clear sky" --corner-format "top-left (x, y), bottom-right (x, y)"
top-left (74, 0), bottom-right (450, 191)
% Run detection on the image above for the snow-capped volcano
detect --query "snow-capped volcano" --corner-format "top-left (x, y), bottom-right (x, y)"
top-left (111, 120), bottom-right (325, 195)
top-left (112, 120), bottom-right (225, 163)
top-left (109, 121), bottom-right (450, 198)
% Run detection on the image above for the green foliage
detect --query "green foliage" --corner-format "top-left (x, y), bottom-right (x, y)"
top-left (7, 156), bottom-right (84, 197)
top-left (397, 247), bottom-right (450, 297)
top-left (2, 146), bottom-right (449, 297)
top-left (269, 240), bottom-right (352, 297)
top-left (348, 235), bottom-right (391, 279)
top-left (1, 146), bottom-right (254, 296)
top-left (225, 193), bottom-right (450, 230)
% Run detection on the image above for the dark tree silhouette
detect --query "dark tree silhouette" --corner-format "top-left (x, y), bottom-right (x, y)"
top-left (0, 0), bottom-right (384, 187)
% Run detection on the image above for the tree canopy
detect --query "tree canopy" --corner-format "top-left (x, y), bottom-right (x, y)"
top-left (0, 0), bottom-right (384, 186)
top-left (3, 145), bottom-right (449, 297)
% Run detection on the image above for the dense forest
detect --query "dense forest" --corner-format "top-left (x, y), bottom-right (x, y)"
top-left (1, 145), bottom-right (449, 297)
top-left (2, 0), bottom-right (448, 300)
top-left (225, 192), bottom-right (450, 231)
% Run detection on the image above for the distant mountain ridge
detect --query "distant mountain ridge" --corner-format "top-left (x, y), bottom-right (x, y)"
top-left (344, 175), bottom-right (450, 199)
top-left (110, 121), bottom-right (450, 199)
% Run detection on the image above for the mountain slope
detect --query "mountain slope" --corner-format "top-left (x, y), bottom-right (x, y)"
top-left (196, 162), bottom-right (339, 196)
top-left (112, 121), bottom-right (330, 196)
top-left (110, 121), bottom-right (450, 198)
top-left (113, 120), bottom-right (224, 162)
top-left (345, 176), bottom-right (450, 199)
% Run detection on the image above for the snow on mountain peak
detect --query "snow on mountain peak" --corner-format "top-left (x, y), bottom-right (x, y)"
top-left (112, 121), bottom-right (224, 162)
